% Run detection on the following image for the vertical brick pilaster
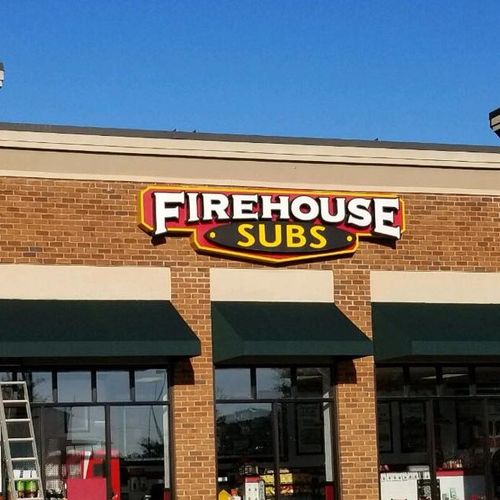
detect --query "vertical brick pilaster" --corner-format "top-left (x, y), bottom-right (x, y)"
top-left (170, 264), bottom-right (216, 500)
top-left (334, 269), bottom-right (379, 500)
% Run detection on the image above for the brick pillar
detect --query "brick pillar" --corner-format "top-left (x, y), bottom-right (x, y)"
top-left (335, 269), bottom-right (379, 500)
top-left (170, 263), bottom-right (216, 499)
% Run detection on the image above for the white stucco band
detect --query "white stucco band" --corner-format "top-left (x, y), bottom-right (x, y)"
top-left (0, 264), bottom-right (171, 300)
top-left (210, 269), bottom-right (334, 302)
top-left (371, 271), bottom-right (500, 304)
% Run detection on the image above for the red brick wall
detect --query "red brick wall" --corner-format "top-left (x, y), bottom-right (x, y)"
top-left (1, 177), bottom-right (499, 499)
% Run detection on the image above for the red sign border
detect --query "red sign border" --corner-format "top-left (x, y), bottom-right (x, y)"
top-left (138, 184), bottom-right (406, 265)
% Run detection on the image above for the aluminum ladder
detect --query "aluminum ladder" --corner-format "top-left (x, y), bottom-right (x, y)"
top-left (0, 381), bottom-right (44, 500)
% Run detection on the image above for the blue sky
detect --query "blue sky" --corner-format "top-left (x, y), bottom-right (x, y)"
top-left (0, 1), bottom-right (499, 145)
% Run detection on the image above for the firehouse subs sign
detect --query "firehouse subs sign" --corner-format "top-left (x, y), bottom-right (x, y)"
top-left (138, 185), bottom-right (405, 264)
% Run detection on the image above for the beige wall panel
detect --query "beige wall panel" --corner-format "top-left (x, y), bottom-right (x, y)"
top-left (371, 271), bottom-right (500, 303)
top-left (1, 129), bottom-right (500, 169)
top-left (0, 147), bottom-right (500, 195)
top-left (0, 264), bottom-right (171, 300)
top-left (210, 268), bottom-right (334, 302)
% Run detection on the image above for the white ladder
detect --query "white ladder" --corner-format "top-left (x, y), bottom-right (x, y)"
top-left (0, 381), bottom-right (44, 500)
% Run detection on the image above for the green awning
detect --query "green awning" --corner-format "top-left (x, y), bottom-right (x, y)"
top-left (0, 300), bottom-right (200, 360)
top-left (212, 302), bottom-right (372, 365)
top-left (373, 302), bottom-right (500, 362)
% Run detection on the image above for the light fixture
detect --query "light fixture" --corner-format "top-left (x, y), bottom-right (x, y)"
top-left (490, 108), bottom-right (500, 138)
top-left (0, 62), bottom-right (4, 88)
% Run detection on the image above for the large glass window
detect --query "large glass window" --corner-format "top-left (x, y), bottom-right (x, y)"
top-left (57, 371), bottom-right (92, 403)
top-left (26, 371), bottom-right (54, 402)
top-left (377, 365), bottom-right (500, 500)
top-left (96, 371), bottom-right (130, 402)
top-left (376, 366), bottom-right (404, 397)
top-left (135, 369), bottom-right (168, 402)
top-left (257, 368), bottom-right (291, 399)
top-left (0, 367), bottom-right (171, 500)
top-left (216, 367), bottom-right (335, 500)
top-left (408, 366), bottom-right (436, 396)
top-left (476, 366), bottom-right (500, 395)
top-left (441, 366), bottom-right (470, 396)
top-left (215, 368), bottom-right (252, 400)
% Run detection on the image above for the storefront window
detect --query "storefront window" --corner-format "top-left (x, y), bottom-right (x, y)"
top-left (296, 367), bottom-right (330, 398)
top-left (408, 366), bottom-right (437, 396)
top-left (376, 366), bottom-right (404, 397)
top-left (257, 368), bottom-right (291, 399)
top-left (0, 368), bottom-right (171, 500)
top-left (441, 367), bottom-right (470, 396)
top-left (216, 367), bottom-right (335, 500)
top-left (215, 368), bottom-right (252, 400)
top-left (476, 366), bottom-right (500, 395)
top-left (57, 371), bottom-right (92, 403)
top-left (135, 368), bottom-right (168, 402)
top-left (97, 370), bottom-right (130, 402)
top-left (27, 371), bottom-right (54, 402)
top-left (377, 365), bottom-right (500, 500)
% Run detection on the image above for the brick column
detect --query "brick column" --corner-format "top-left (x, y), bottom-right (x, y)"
top-left (170, 263), bottom-right (216, 499)
top-left (334, 268), bottom-right (379, 500)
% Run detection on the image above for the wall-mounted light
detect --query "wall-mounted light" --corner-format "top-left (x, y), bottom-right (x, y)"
top-left (490, 108), bottom-right (500, 138)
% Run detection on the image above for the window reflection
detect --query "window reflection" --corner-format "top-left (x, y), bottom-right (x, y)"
top-left (441, 367), bottom-right (470, 396)
top-left (217, 403), bottom-right (274, 498)
top-left (257, 368), bottom-right (291, 398)
top-left (217, 403), bottom-right (273, 457)
top-left (111, 406), bottom-right (168, 496)
top-left (135, 369), bottom-right (168, 402)
top-left (57, 372), bottom-right (92, 403)
top-left (408, 366), bottom-right (436, 396)
top-left (42, 406), bottom-right (107, 499)
top-left (215, 368), bottom-right (252, 400)
top-left (297, 368), bottom-right (330, 398)
top-left (376, 367), bottom-right (404, 397)
top-left (96, 371), bottom-right (130, 402)
top-left (26, 372), bottom-right (53, 402)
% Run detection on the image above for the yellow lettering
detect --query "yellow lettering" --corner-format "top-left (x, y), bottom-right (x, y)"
top-left (310, 225), bottom-right (327, 249)
top-left (258, 224), bottom-right (282, 248)
top-left (237, 223), bottom-right (256, 247)
top-left (286, 224), bottom-right (307, 248)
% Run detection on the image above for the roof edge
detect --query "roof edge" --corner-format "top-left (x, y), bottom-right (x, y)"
top-left (0, 121), bottom-right (499, 154)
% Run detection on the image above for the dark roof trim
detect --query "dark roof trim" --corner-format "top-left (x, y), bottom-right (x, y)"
top-left (489, 107), bottom-right (500, 121)
top-left (0, 121), bottom-right (499, 154)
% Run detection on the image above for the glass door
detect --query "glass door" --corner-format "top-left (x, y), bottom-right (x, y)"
top-left (110, 405), bottom-right (169, 500)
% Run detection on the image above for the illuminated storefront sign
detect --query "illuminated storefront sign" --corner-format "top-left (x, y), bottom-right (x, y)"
top-left (138, 185), bottom-right (405, 264)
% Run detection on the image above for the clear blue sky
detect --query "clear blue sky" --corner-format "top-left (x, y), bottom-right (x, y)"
top-left (1, 1), bottom-right (499, 145)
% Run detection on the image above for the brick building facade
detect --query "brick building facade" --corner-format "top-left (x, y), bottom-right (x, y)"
top-left (0, 123), bottom-right (499, 500)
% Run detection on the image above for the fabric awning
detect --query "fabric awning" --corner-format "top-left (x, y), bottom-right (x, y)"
top-left (373, 302), bottom-right (500, 362)
top-left (212, 301), bottom-right (372, 365)
top-left (0, 300), bottom-right (200, 360)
